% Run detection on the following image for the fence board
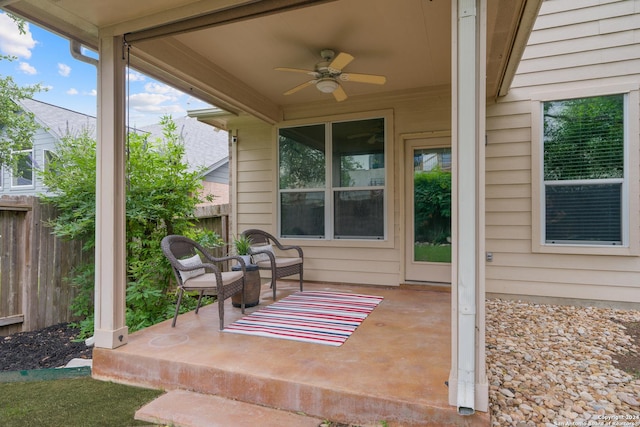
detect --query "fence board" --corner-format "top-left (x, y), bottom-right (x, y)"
top-left (0, 196), bottom-right (86, 335)
top-left (0, 204), bottom-right (28, 335)
top-left (0, 196), bottom-right (229, 336)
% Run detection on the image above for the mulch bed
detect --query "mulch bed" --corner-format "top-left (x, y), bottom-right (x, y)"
top-left (614, 321), bottom-right (640, 378)
top-left (0, 323), bottom-right (92, 371)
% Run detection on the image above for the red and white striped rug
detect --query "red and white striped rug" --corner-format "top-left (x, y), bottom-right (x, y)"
top-left (224, 291), bottom-right (384, 346)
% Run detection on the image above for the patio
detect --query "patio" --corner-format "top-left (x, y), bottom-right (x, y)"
top-left (92, 281), bottom-right (489, 426)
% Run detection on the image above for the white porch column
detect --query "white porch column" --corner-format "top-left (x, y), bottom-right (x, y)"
top-left (93, 34), bottom-right (128, 349)
top-left (449, 0), bottom-right (488, 413)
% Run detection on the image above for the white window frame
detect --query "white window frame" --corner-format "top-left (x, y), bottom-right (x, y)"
top-left (277, 110), bottom-right (393, 246)
top-left (11, 148), bottom-right (35, 189)
top-left (531, 84), bottom-right (639, 256)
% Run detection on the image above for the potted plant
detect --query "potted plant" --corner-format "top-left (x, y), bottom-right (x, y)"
top-left (232, 234), bottom-right (252, 265)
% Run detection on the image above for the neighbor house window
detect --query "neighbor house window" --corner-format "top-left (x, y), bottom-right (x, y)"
top-left (11, 148), bottom-right (34, 188)
top-left (541, 94), bottom-right (626, 245)
top-left (279, 117), bottom-right (386, 239)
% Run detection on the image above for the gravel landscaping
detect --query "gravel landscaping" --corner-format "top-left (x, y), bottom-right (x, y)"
top-left (486, 299), bottom-right (640, 426)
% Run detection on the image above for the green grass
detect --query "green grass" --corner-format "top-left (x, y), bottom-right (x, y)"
top-left (0, 377), bottom-right (163, 427)
top-left (414, 244), bottom-right (451, 263)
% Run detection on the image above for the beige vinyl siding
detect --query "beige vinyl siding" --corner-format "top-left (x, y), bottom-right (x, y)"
top-left (230, 86), bottom-right (450, 286)
top-left (485, 0), bottom-right (640, 303)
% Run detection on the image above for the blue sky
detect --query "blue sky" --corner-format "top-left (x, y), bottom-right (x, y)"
top-left (0, 12), bottom-right (212, 127)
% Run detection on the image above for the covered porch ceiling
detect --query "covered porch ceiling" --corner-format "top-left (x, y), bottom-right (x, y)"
top-left (4, 0), bottom-right (540, 125)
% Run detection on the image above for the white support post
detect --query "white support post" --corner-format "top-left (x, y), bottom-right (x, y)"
top-left (449, 0), bottom-right (488, 414)
top-left (93, 34), bottom-right (128, 349)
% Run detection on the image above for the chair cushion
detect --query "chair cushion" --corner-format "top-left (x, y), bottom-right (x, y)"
top-left (256, 256), bottom-right (302, 269)
top-left (183, 270), bottom-right (243, 289)
top-left (250, 244), bottom-right (274, 263)
top-left (178, 254), bottom-right (205, 282)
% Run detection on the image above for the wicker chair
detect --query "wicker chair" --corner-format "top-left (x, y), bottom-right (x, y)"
top-left (161, 235), bottom-right (246, 330)
top-left (242, 229), bottom-right (303, 300)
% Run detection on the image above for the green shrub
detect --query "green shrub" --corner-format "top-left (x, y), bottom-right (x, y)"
top-left (40, 116), bottom-right (215, 338)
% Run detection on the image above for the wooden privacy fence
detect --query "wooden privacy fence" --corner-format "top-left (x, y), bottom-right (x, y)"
top-left (193, 203), bottom-right (230, 259)
top-left (0, 196), bottom-right (230, 336)
top-left (0, 196), bottom-right (86, 336)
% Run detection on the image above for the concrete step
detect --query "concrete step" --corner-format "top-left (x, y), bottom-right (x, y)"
top-left (135, 389), bottom-right (325, 427)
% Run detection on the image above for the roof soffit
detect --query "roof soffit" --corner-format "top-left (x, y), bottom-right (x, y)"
top-left (5, 0), bottom-right (541, 121)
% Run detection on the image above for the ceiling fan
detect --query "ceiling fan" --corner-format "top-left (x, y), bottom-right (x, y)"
top-left (275, 49), bottom-right (386, 102)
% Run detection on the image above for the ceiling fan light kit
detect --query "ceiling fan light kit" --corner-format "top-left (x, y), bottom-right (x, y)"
top-left (276, 49), bottom-right (387, 102)
top-left (316, 78), bottom-right (339, 93)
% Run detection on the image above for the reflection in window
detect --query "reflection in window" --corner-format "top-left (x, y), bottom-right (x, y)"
top-left (332, 118), bottom-right (384, 189)
top-left (542, 94), bottom-right (625, 245)
top-left (334, 190), bottom-right (384, 239)
top-left (12, 150), bottom-right (34, 187)
top-left (280, 192), bottom-right (325, 237)
top-left (413, 147), bottom-right (451, 262)
top-left (278, 117), bottom-right (386, 239)
top-left (279, 124), bottom-right (325, 189)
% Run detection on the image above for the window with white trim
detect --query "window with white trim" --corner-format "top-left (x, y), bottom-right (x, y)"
top-left (278, 117), bottom-right (386, 240)
top-left (541, 94), bottom-right (626, 246)
top-left (11, 148), bottom-right (34, 188)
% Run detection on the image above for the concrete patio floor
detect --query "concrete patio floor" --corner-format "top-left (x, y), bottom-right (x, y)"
top-left (92, 281), bottom-right (489, 426)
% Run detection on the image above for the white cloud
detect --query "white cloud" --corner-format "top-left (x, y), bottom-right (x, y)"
top-left (159, 104), bottom-right (184, 114)
top-left (18, 61), bottom-right (37, 75)
top-left (0, 13), bottom-right (36, 58)
top-left (144, 82), bottom-right (182, 98)
top-left (58, 63), bottom-right (71, 77)
top-left (128, 92), bottom-right (172, 111)
top-left (67, 88), bottom-right (78, 95)
top-left (85, 89), bottom-right (97, 96)
top-left (127, 92), bottom-right (186, 126)
top-left (128, 71), bottom-right (146, 82)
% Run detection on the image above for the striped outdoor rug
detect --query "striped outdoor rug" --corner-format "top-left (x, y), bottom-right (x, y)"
top-left (224, 291), bottom-right (383, 346)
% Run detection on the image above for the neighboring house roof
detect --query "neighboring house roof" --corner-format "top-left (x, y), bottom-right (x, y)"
top-left (16, 98), bottom-right (228, 175)
top-left (139, 115), bottom-right (229, 174)
top-left (16, 98), bottom-right (97, 140)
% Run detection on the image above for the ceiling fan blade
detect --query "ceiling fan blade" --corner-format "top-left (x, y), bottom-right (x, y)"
top-left (332, 84), bottom-right (348, 102)
top-left (283, 80), bottom-right (316, 96)
top-left (340, 73), bottom-right (387, 85)
top-left (275, 67), bottom-right (318, 77)
top-left (328, 52), bottom-right (354, 73)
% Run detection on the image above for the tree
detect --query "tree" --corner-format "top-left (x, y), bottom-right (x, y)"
top-left (40, 116), bottom-right (214, 336)
top-left (0, 14), bottom-right (45, 166)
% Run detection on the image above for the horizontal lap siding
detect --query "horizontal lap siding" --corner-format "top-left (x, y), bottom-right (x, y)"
top-left (234, 122), bottom-right (274, 231)
top-left (485, 0), bottom-right (640, 303)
